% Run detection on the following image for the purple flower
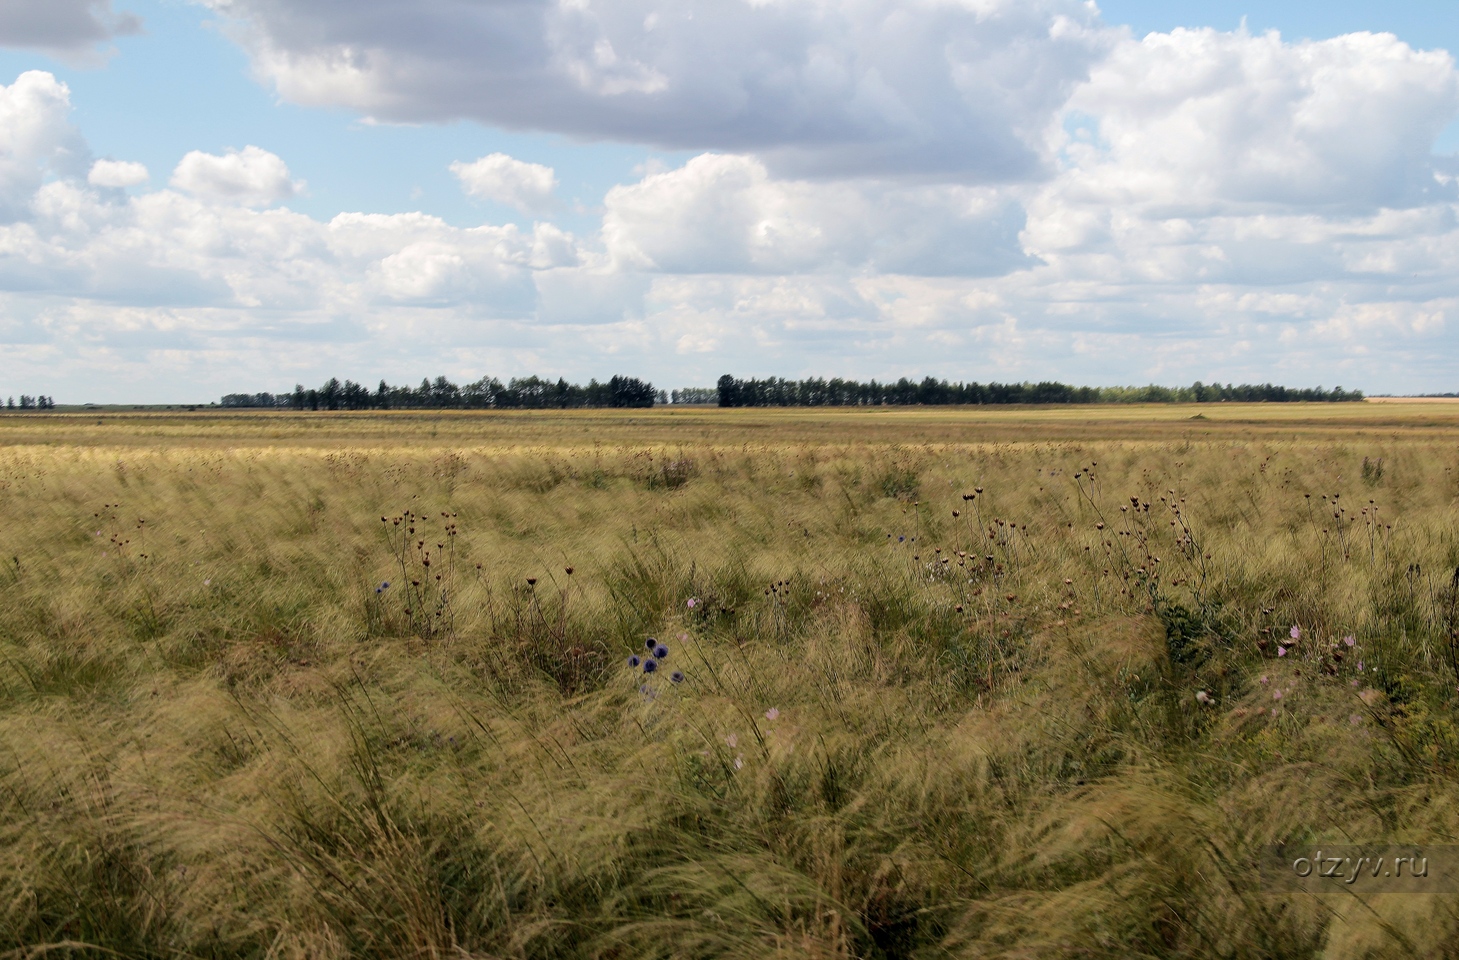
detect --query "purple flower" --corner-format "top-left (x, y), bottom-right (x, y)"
top-left (687, 598), bottom-right (698, 609)
top-left (645, 637), bottom-right (656, 651)
top-left (764, 707), bottom-right (779, 721)
top-left (628, 654), bottom-right (641, 668)
top-left (1277, 646), bottom-right (1287, 657)
top-left (1343, 635), bottom-right (1355, 647)
top-left (1290, 625), bottom-right (1301, 640)
top-left (670, 670), bottom-right (684, 684)
top-left (653, 643), bottom-right (669, 659)
top-left (642, 658), bottom-right (658, 674)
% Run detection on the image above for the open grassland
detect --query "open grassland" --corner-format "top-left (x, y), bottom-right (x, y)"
top-left (3, 404), bottom-right (1459, 958)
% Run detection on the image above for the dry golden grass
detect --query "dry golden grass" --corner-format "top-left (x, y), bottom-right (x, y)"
top-left (1, 403), bottom-right (1458, 958)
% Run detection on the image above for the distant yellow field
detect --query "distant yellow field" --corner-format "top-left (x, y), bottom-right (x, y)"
top-left (4, 400), bottom-right (1459, 451)
top-left (1, 403), bottom-right (1456, 957)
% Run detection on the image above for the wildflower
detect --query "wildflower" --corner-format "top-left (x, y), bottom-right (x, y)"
top-left (1195, 691), bottom-right (1213, 705)
top-left (734, 755), bottom-right (744, 770)
top-left (765, 707), bottom-right (780, 721)
top-left (1344, 635), bottom-right (1356, 647)
top-left (628, 654), bottom-right (641, 668)
top-left (726, 733), bottom-right (738, 748)
top-left (645, 638), bottom-right (657, 651)
top-left (1350, 714), bottom-right (1363, 725)
top-left (678, 632), bottom-right (688, 641)
top-left (654, 643), bottom-right (669, 659)
top-left (204, 579), bottom-right (211, 586)
top-left (1357, 661), bottom-right (1364, 671)
top-left (1260, 675), bottom-right (1269, 684)
top-left (643, 658), bottom-right (658, 674)
top-left (1351, 679), bottom-right (1360, 687)
top-left (670, 670), bottom-right (684, 684)
top-left (1290, 625), bottom-right (1301, 640)
top-left (687, 598), bottom-right (698, 609)
top-left (898, 535), bottom-right (905, 542)
top-left (1277, 646), bottom-right (1287, 657)
top-left (1273, 690), bottom-right (1283, 700)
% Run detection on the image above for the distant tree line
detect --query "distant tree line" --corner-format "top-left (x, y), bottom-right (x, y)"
top-left (4, 395), bottom-right (55, 410)
top-left (670, 387), bottom-right (718, 405)
top-left (221, 375), bottom-right (660, 410)
top-left (714, 376), bottom-right (1363, 407)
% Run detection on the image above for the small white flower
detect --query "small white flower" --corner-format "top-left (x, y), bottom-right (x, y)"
top-left (733, 755), bottom-right (743, 770)
top-left (1195, 690), bottom-right (1213, 705)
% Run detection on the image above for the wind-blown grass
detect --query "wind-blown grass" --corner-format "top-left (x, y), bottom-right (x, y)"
top-left (1, 405), bottom-right (1458, 958)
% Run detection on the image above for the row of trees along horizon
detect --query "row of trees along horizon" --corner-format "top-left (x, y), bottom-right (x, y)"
top-left (4, 396), bottom-right (56, 410)
top-left (216, 375), bottom-right (1364, 410)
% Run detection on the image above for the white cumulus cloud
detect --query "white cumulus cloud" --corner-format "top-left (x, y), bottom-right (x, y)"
top-left (0, 70), bottom-right (89, 220)
top-left (170, 145), bottom-right (302, 206)
top-left (602, 153), bottom-right (1031, 276)
top-left (88, 158), bottom-right (148, 188)
top-left (451, 153), bottom-right (557, 213)
top-left (1057, 28), bottom-right (1459, 215)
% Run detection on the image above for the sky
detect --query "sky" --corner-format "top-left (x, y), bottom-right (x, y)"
top-left (1, 0), bottom-right (1458, 401)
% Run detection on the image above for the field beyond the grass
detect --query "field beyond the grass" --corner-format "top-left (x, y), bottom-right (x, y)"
top-left (3, 403), bottom-right (1459, 958)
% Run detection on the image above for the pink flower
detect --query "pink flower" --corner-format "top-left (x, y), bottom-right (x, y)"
top-left (764, 708), bottom-right (779, 721)
top-left (1357, 661), bottom-right (1364, 672)
top-left (1273, 690), bottom-right (1283, 700)
top-left (1343, 635), bottom-right (1356, 647)
top-left (725, 734), bottom-right (737, 748)
top-left (1289, 625), bottom-right (1301, 640)
top-left (1277, 646), bottom-right (1287, 657)
top-left (686, 598), bottom-right (698, 609)
top-left (1260, 675), bottom-right (1269, 684)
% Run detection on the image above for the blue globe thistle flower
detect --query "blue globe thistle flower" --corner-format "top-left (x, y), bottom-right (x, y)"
top-left (670, 670), bottom-right (684, 684)
top-left (645, 637), bottom-right (657, 651)
top-left (628, 654), bottom-right (641, 668)
top-left (642, 658), bottom-right (658, 674)
top-left (653, 643), bottom-right (669, 659)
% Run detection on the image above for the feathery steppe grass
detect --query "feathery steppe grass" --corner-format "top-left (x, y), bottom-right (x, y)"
top-left (3, 405), bottom-right (1459, 958)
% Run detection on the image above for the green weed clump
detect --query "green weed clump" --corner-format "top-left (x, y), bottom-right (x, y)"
top-left (1, 407), bottom-right (1458, 958)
